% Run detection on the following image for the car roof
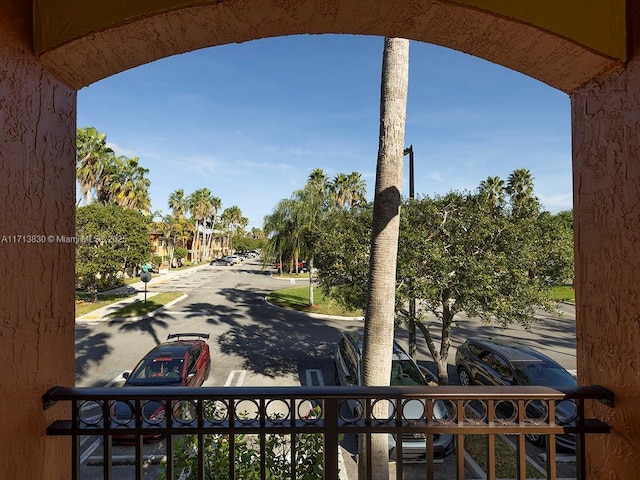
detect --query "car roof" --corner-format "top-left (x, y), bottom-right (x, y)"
top-left (344, 330), bottom-right (410, 361)
top-left (465, 337), bottom-right (555, 363)
top-left (143, 335), bottom-right (208, 360)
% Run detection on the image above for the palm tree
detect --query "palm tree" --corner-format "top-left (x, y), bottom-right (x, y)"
top-left (331, 173), bottom-right (350, 209)
top-left (186, 188), bottom-right (213, 262)
top-left (220, 205), bottom-right (246, 254)
top-left (109, 156), bottom-right (151, 213)
top-left (76, 127), bottom-right (114, 205)
top-left (479, 175), bottom-right (505, 207)
top-left (506, 168), bottom-right (538, 215)
top-left (359, 37), bottom-right (409, 480)
top-left (263, 199), bottom-right (297, 269)
top-left (308, 168), bottom-right (329, 197)
top-left (203, 196), bottom-right (222, 259)
top-left (346, 171), bottom-right (367, 209)
top-left (168, 189), bottom-right (187, 220)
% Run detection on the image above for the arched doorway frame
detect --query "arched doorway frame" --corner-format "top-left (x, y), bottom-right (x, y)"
top-left (2, 0), bottom-right (639, 478)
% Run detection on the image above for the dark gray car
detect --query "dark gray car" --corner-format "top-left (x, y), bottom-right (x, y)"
top-left (334, 330), bottom-right (454, 461)
top-left (455, 337), bottom-right (578, 451)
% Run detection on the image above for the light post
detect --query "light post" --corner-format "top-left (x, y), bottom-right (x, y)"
top-left (403, 145), bottom-right (417, 361)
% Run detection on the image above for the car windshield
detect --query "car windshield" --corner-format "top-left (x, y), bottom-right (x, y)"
top-left (512, 360), bottom-right (576, 387)
top-left (126, 357), bottom-right (184, 386)
top-left (390, 360), bottom-right (427, 386)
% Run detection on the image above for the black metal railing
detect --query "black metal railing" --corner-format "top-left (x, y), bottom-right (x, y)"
top-left (43, 385), bottom-right (612, 480)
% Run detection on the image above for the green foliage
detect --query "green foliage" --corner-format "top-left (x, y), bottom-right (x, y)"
top-left (232, 235), bottom-right (264, 253)
top-left (397, 192), bottom-right (558, 329)
top-left (314, 206), bottom-right (372, 311)
top-left (174, 246), bottom-right (188, 260)
top-left (315, 170), bottom-right (574, 383)
top-left (76, 204), bottom-right (151, 299)
top-left (162, 403), bottom-right (327, 479)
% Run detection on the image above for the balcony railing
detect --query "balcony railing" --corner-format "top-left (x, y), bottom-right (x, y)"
top-left (43, 384), bottom-right (612, 480)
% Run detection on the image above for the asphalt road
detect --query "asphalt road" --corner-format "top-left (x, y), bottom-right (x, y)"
top-left (74, 258), bottom-right (577, 479)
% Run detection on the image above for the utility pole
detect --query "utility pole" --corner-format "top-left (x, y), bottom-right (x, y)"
top-left (404, 145), bottom-right (417, 361)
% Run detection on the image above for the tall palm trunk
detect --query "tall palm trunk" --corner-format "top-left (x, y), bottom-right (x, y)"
top-left (358, 37), bottom-right (409, 480)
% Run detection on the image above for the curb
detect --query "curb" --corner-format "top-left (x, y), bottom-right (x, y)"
top-left (96, 293), bottom-right (188, 322)
top-left (264, 297), bottom-right (364, 322)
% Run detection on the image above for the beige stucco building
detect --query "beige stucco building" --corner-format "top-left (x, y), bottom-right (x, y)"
top-left (1, 1), bottom-right (639, 477)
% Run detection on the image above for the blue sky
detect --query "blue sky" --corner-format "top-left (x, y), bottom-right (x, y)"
top-left (77, 34), bottom-right (572, 231)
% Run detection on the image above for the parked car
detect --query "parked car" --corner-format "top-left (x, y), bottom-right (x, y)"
top-left (455, 337), bottom-right (578, 451)
top-left (211, 257), bottom-right (233, 266)
top-left (226, 255), bottom-right (242, 264)
top-left (274, 260), bottom-right (306, 272)
top-left (334, 330), bottom-right (454, 461)
top-left (112, 333), bottom-right (211, 442)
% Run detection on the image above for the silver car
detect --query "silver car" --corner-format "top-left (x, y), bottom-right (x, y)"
top-left (334, 329), bottom-right (454, 461)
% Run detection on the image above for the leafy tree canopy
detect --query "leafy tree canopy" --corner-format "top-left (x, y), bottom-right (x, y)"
top-left (76, 204), bottom-right (151, 300)
top-left (315, 171), bottom-right (574, 383)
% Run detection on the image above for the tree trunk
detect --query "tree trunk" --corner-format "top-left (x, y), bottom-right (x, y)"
top-left (308, 255), bottom-right (315, 307)
top-left (358, 37), bottom-right (409, 480)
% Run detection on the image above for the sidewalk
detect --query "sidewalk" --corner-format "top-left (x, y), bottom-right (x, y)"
top-left (75, 264), bottom-right (208, 321)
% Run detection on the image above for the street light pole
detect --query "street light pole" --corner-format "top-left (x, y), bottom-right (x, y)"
top-left (403, 145), bottom-right (417, 361)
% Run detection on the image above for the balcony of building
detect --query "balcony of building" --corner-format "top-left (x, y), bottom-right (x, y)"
top-left (43, 384), bottom-right (613, 479)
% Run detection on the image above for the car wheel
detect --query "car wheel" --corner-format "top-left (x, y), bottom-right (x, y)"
top-left (458, 367), bottom-right (472, 386)
top-left (525, 433), bottom-right (545, 447)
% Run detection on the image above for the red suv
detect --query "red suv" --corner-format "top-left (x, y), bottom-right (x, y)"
top-left (122, 333), bottom-right (211, 387)
top-left (112, 333), bottom-right (211, 442)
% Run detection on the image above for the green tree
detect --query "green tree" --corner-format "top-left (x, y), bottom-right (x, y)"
top-left (316, 172), bottom-right (571, 386)
top-left (106, 156), bottom-right (151, 213)
top-left (76, 204), bottom-right (151, 301)
top-left (263, 198), bottom-right (303, 273)
top-left (346, 171), bottom-right (367, 209)
top-left (315, 205), bottom-right (372, 311)
top-left (478, 175), bottom-right (506, 207)
top-left (76, 126), bottom-right (114, 205)
top-left (221, 205), bottom-right (247, 254)
top-left (203, 195), bottom-right (222, 259)
top-left (186, 188), bottom-right (214, 262)
top-left (397, 188), bottom-right (560, 384)
top-left (174, 246), bottom-right (188, 266)
top-left (359, 36), bottom-right (410, 480)
top-left (168, 189), bottom-right (187, 219)
top-left (506, 168), bottom-right (538, 216)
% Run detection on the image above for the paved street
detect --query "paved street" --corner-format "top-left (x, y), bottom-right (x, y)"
top-left (75, 259), bottom-right (577, 479)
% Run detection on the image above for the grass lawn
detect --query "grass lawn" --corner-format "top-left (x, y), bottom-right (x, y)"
top-left (549, 284), bottom-right (575, 302)
top-left (75, 293), bottom-right (132, 317)
top-left (267, 286), bottom-right (362, 317)
top-left (464, 435), bottom-right (543, 478)
top-left (105, 292), bottom-right (184, 318)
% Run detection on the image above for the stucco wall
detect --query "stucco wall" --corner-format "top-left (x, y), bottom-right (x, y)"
top-left (0, 0), bottom-right (76, 477)
top-left (572, 11), bottom-right (640, 472)
top-left (35, 0), bottom-right (621, 92)
top-left (1, 0), bottom-right (639, 478)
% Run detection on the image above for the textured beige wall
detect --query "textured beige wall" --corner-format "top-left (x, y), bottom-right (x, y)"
top-left (33, 0), bottom-right (627, 61)
top-left (0, 0), bottom-right (76, 478)
top-left (2, 0), bottom-right (639, 478)
top-left (572, 50), bottom-right (640, 476)
top-left (35, 0), bottom-right (621, 93)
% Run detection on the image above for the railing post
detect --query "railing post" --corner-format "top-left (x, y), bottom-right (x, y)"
top-left (323, 397), bottom-right (339, 480)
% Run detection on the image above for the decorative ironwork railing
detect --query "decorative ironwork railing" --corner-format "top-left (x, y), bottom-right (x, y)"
top-left (43, 384), bottom-right (612, 480)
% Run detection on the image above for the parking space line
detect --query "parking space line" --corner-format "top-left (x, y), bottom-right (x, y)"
top-left (224, 370), bottom-right (246, 386)
top-left (306, 369), bottom-right (325, 386)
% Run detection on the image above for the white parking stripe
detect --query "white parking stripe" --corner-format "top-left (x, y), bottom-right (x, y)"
top-left (224, 370), bottom-right (246, 386)
top-left (306, 369), bottom-right (325, 386)
top-left (80, 438), bottom-right (102, 464)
